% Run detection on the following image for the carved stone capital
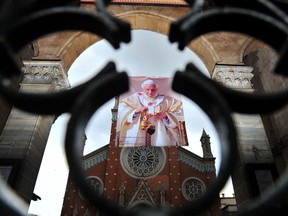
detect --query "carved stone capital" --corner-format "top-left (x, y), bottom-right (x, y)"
top-left (22, 61), bottom-right (70, 91)
top-left (212, 65), bottom-right (254, 89)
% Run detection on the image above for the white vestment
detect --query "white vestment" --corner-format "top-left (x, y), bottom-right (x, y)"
top-left (116, 92), bottom-right (184, 147)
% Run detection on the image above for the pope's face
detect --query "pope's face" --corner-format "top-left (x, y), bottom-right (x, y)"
top-left (143, 84), bottom-right (158, 98)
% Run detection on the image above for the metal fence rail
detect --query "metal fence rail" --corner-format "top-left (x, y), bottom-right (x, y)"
top-left (0, 0), bottom-right (288, 215)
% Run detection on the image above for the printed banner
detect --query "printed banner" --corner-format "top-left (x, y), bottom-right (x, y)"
top-left (81, 0), bottom-right (187, 6)
top-left (116, 76), bottom-right (189, 147)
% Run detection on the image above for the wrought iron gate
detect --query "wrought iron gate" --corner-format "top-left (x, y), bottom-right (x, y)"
top-left (1, 0), bottom-right (288, 215)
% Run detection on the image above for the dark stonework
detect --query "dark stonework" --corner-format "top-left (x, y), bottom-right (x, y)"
top-left (244, 48), bottom-right (288, 175)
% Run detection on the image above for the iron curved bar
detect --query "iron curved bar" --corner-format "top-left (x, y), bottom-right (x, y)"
top-left (95, 0), bottom-right (112, 11)
top-left (0, 62), bottom-right (120, 115)
top-left (0, 42), bottom-right (23, 77)
top-left (5, 6), bottom-right (131, 51)
top-left (170, 67), bottom-right (238, 216)
top-left (169, 8), bottom-right (288, 114)
top-left (0, 2), bottom-right (131, 115)
top-left (93, 0), bottom-right (131, 44)
top-left (65, 64), bottom-right (238, 216)
top-left (169, 0), bottom-right (204, 43)
top-left (0, 177), bottom-right (28, 216)
top-left (183, 0), bottom-right (205, 10)
top-left (0, 2), bottom-right (131, 214)
top-left (212, 0), bottom-right (288, 24)
top-left (169, 7), bottom-right (288, 52)
top-left (235, 165), bottom-right (288, 216)
top-left (178, 65), bottom-right (288, 216)
top-left (14, 0), bottom-right (81, 17)
top-left (256, 0), bottom-right (288, 25)
top-left (183, 63), bottom-right (288, 114)
top-left (65, 71), bottom-right (129, 216)
top-left (178, 5), bottom-right (288, 77)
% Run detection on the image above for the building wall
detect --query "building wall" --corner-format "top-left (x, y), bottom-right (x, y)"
top-left (61, 144), bottom-right (220, 215)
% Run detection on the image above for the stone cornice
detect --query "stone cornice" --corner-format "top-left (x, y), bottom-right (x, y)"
top-left (178, 151), bottom-right (216, 172)
top-left (83, 150), bottom-right (108, 170)
top-left (22, 61), bottom-right (70, 91)
top-left (212, 65), bottom-right (254, 89)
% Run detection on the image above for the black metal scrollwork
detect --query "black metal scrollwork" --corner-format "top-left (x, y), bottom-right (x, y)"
top-left (0, 0), bottom-right (288, 216)
top-left (169, 1), bottom-right (288, 216)
top-left (0, 0), bottom-right (131, 215)
top-left (170, 0), bottom-right (288, 115)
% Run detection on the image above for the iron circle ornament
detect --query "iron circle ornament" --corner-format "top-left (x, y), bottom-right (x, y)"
top-left (0, 62), bottom-right (123, 115)
top-left (0, 1), bottom-right (131, 115)
top-left (170, 65), bottom-right (238, 216)
top-left (65, 61), bottom-right (238, 216)
top-left (0, 1), bottom-right (287, 215)
top-left (65, 68), bottom-right (129, 216)
top-left (0, 1), bottom-right (130, 215)
top-left (169, 5), bottom-right (288, 114)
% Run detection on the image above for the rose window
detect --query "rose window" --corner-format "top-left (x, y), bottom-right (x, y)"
top-left (182, 177), bottom-right (205, 201)
top-left (87, 177), bottom-right (103, 194)
top-left (79, 176), bottom-right (103, 200)
top-left (121, 147), bottom-right (166, 178)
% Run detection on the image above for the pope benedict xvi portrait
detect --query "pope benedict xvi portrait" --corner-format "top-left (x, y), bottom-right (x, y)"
top-left (116, 77), bottom-right (188, 147)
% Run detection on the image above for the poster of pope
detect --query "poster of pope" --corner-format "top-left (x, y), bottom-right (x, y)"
top-left (116, 76), bottom-right (188, 147)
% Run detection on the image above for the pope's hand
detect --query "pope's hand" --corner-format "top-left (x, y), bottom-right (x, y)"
top-left (136, 106), bottom-right (148, 114)
top-left (155, 112), bottom-right (167, 120)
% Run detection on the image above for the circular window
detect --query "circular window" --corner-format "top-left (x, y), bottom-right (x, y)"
top-left (182, 177), bottom-right (205, 201)
top-left (79, 176), bottom-right (103, 200)
top-left (120, 147), bottom-right (166, 178)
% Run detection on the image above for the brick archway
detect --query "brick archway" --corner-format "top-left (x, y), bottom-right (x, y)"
top-left (56, 4), bottom-right (217, 75)
top-left (34, 4), bottom-right (265, 77)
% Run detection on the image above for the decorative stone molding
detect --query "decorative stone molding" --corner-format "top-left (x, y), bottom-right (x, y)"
top-left (212, 65), bottom-right (254, 89)
top-left (178, 151), bottom-right (215, 172)
top-left (112, 96), bottom-right (120, 122)
top-left (128, 179), bottom-right (157, 207)
top-left (83, 150), bottom-right (108, 170)
top-left (22, 61), bottom-right (70, 91)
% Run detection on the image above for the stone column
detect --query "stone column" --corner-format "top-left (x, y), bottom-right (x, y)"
top-left (212, 65), bottom-right (274, 208)
top-left (0, 61), bottom-right (70, 205)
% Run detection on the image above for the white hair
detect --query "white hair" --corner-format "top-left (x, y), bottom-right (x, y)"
top-left (141, 79), bottom-right (159, 89)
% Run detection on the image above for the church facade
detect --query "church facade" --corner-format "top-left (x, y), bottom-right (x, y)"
top-left (61, 119), bottom-right (220, 215)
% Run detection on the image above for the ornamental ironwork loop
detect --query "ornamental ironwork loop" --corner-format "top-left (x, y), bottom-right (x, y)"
top-left (0, 0), bottom-right (287, 216)
top-left (170, 0), bottom-right (288, 114)
top-left (0, 0), bottom-right (131, 115)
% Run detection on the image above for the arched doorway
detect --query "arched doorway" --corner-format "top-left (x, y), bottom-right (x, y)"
top-left (28, 29), bottom-right (225, 215)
